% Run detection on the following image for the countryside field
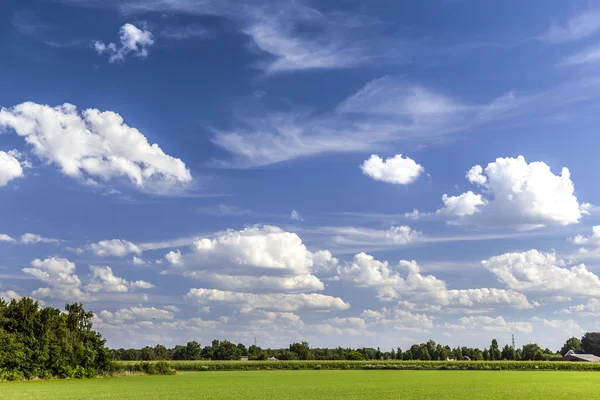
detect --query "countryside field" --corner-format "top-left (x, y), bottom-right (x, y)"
top-left (3, 370), bottom-right (600, 400)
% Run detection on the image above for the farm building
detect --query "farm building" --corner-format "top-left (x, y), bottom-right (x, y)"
top-left (561, 350), bottom-right (600, 362)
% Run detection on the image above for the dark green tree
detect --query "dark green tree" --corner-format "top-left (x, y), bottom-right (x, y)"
top-left (559, 337), bottom-right (581, 355)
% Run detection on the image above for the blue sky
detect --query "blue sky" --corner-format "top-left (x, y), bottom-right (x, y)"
top-left (3, 0), bottom-right (600, 351)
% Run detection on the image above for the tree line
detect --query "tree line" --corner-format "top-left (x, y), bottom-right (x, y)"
top-left (0, 298), bottom-right (110, 380)
top-left (110, 335), bottom-right (600, 362)
top-left (4, 297), bottom-right (600, 381)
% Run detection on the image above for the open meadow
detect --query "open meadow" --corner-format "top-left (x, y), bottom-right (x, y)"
top-left (3, 370), bottom-right (600, 400)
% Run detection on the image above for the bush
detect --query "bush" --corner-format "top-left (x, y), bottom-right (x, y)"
top-left (112, 360), bottom-right (600, 372)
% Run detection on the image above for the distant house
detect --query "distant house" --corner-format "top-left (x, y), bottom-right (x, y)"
top-left (561, 350), bottom-right (600, 362)
top-left (267, 356), bottom-right (277, 361)
top-left (240, 356), bottom-right (249, 361)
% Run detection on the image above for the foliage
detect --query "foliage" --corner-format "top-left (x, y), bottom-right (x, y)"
top-left (115, 359), bottom-right (600, 371)
top-left (560, 337), bottom-right (582, 355)
top-left (582, 333), bottom-right (600, 356)
top-left (0, 298), bottom-right (110, 380)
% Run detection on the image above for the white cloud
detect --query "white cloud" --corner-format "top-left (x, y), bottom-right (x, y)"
top-left (0, 233), bottom-right (59, 245)
top-left (483, 249), bottom-right (600, 296)
top-left (86, 265), bottom-right (153, 293)
top-left (185, 288), bottom-right (350, 312)
top-left (0, 150), bottom-right (24, 187)
top-left (94, 23), bottom-right (154, 62)
top-left (132, 255), bottom-right (148, 266)
top-left (0, 290), bottom-right (22, 302)
top-left (0, 102), bottom-right (192, 194)
top-left (337, 253), bottom-right (532, 309)
top-left (20, 233), bottom-right (59, 244)
top-left (362, 306), bottom-right (435, 333)
top-left (557, 298), bottom-right (600, 317)
top-left (542, 9), bottom-right (600, 43)
top-left (184, 272), bottom-right (324, 292)
top-left (447, 316), bottom-right (532, 333)
top-left (441, 156), bottom-right (586, 229)
top-left (22, 257), bottom-right (89, 301)
top-left (290, 210), bottom-right (304, 221)
top-left (165, 226), bottom-right (328, 292)
top-left (533, 318), bottom-right (585, 338)
top-left (360, 154), bottom-right (424, 185)
top-left (439, 191), bottom-right (486, 217)
top-left (99, 306), bottom-right (175, 323)
top-left (0, 234), bottom-right (16, 243)
top-left (89, 239), bottom-right (141, 257)
top-left (572, 226), bottom-right (600, 245)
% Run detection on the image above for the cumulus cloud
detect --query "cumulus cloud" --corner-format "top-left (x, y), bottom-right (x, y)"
top-left (337, 253), bottom-right (531, 309)
top-left (446, 316), bottom-right (533, 333)
top-left (0, 102), bottom-right (192, 194)
top-left (361, 305), bottom-right (435, 333)
top-left (557, 298), bottom-right (600, 317)
top-left (185, 288), bottom-right (350, 312)
top-left (0, 234), bottom-right (16, 243)
top-left (165, 226), bottom-right (330, 293)
top-left (89, 239), bottom-right (141, 257)
top-left (571, 226), bottom-right (600, 246)
top-left (439, 191), bottom-right (486, 217)
top-left (184, 272), bottom-right (324, 292)
top-left (0, 290), bottom-right (22, 302)
top-left (0, 233), bottom-right (59, 245)
top-left (483, 249), bottom-right (600, 296)
top-left (360, 154), bottom-right (424, 184)
top-left (86, 265), bottom-right (153, 293)
top-left (22, 257), bottom-right (89, 301)
top-left (94, 23), bottom-right (154, 62)
top-left (436, 156), bottom-right (586, 229)
top-left (132, 255), bottom-right (148, 266)
top-left (0, 150), bottom-right (24, 187)
top-left (99, 306), bottom-right (176, 323)
top-left (20, 233), bottom-right (59, 244)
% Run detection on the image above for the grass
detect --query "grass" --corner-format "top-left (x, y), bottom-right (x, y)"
top-left (3, 370), bottom-right (600, 399)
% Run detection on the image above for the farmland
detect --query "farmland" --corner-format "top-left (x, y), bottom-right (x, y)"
top-left (115, 359), bottom-right (600, 371)
top-left (3, 370), bottom-right (600, 400)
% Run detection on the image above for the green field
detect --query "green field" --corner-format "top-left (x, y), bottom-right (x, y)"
top-left (3, 370), bottom-right (600, 399)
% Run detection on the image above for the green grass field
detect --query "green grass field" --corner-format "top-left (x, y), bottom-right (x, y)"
top-left (3, 370), bottom-right (600, 399)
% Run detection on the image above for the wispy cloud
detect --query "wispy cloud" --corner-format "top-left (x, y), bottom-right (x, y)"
top-left (559, 44), bottom-right (600, 66)
top-left (160, 25), bottom-right (209, 40)
top-left (11, 10), bottom-right (51, 36)
top-left (55, 0), bottom-right (419, 74)
top-left (542, 8), bottom-right (600, 43)
top-left (210, 74), bottom-right (600, 167)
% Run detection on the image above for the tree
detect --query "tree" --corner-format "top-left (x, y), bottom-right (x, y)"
top-left (560, 337), bottom-right (582, 355)
top-left (186, 341), bottom-right (202, 360)
top-left (396, 347), bottom-right (402, 360)
top-left (582, 333), bottom-right (600, 356)
top-left (153, 344), bottom-right (170, 360)
top-left (482, 349), bottom-right (490, 361)
top-left (420, 346), bottom-right (431, 361)
top-left (501, 344), bottom-right (515, 360)
top-left (490, 339), bottom-right (501, 361)
top-left (140, 346), bottom-right (155, 360)
top-left (521, 343), bottom-right (541, 361)
top-left (237, 343), bottom-right (248, 357)
top-left (289, 342), bottom-right (312, 360)
top-left (390, 349), bottom-right (396, 360)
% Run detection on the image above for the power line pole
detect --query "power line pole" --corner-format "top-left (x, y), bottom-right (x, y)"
top-left (512, 334), bottom-right (515, 349)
